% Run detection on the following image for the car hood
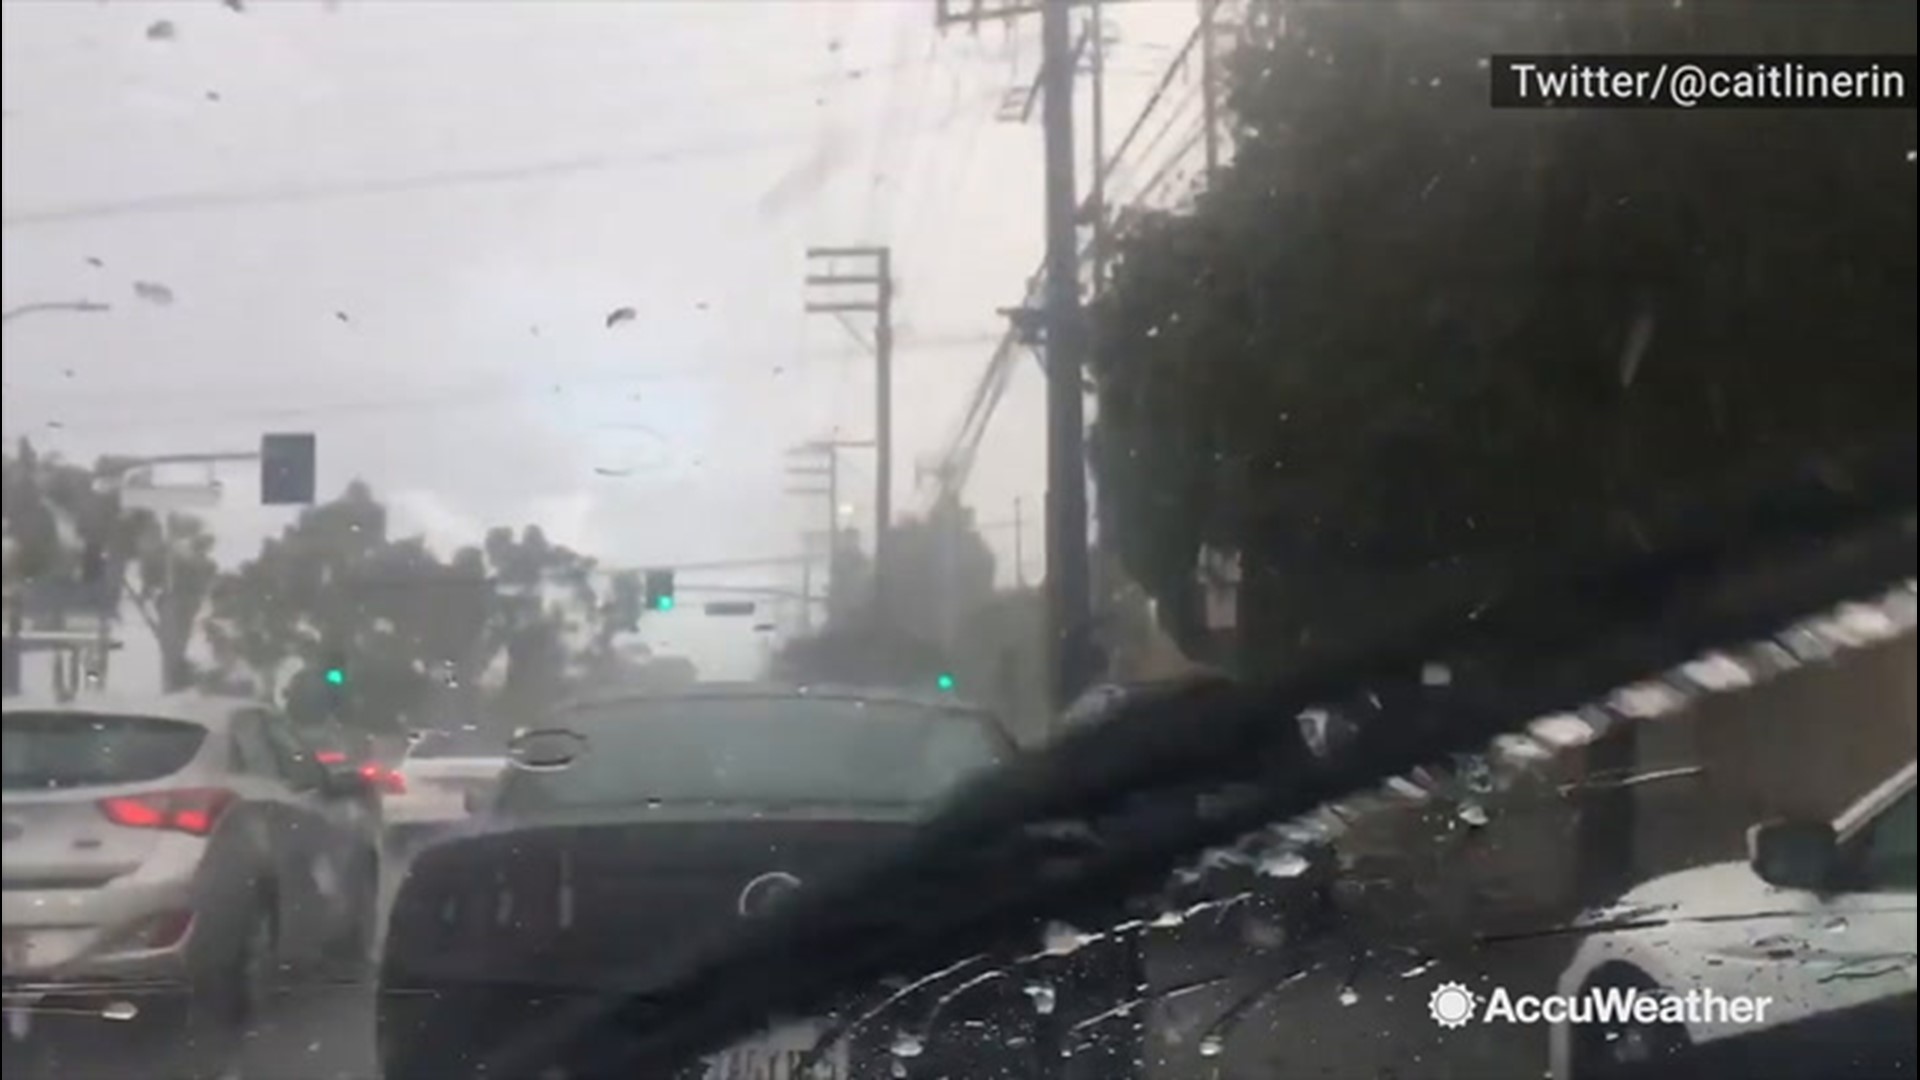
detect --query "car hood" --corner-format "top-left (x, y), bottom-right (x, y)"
top-left (1580, 860), bottom-right (1785, 928)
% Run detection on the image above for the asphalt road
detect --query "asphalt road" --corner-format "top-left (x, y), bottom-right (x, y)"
top-left (1, 976), bottom-right (376, 1080)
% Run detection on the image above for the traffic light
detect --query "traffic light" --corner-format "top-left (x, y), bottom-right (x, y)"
top-left (936, 672), bottom-right (956, 693)
top-left (317, 652), bottom-right (349, 719)
top-left (645, 569), bottom-right (676, 612)
top-left (260, 432), bottom-right (317, 506)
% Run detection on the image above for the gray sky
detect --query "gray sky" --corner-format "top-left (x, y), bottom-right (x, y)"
top-left (3, 0), bottom-right (1202, 681)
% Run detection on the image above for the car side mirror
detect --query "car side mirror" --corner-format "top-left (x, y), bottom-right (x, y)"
top-left (507, 728), bottom-right (586, 772)
top-left (1748, 819), bottom-right (1839, 890)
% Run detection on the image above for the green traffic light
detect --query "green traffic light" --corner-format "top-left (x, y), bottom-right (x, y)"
top-left (655, 596), bottom-right (675, 612)
top-left (936, 673), bottom-right (955, 692)
top-left (324, 668), bottom-right (346, 686)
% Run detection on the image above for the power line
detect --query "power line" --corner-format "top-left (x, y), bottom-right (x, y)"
top-left (0, 131), bottom-right (808, 230)
top-left (3, 34), bottom-right (1045, 234)
top-left (3, 364), bottom-right (723, 437)
top-left (1105, 19), bottom-right (1204, 174)
top-left (1127, 124), bottom-right (1210, 211)
top-left (917, 9), bottom-right (1215, 511)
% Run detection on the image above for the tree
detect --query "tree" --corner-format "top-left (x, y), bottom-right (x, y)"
top-left (1087, 0), bottom-right (1917, 676)
top-left (3, 443), bottom-right (216, 693)
top-left (201, 484), bottom-right (651, 735)
top-left (875, 494), bottom-right (997, 651)
top-left (135, 514), bottom-right (218, 692)
top-left (777, 498), bottom-right (999, 689)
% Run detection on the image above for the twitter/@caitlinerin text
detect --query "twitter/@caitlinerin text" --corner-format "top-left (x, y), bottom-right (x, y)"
top-left (1489, 54), bottom-right (1915, 109)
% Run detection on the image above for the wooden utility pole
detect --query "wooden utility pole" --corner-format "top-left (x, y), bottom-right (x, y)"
top-left (1199, 0), bottom-right (1222, 183)
top-left (786, 438), bottom-right (874, 633)
top-left (1013, 496), bottom-right (1027, 588)
top-left (804, 247), bottom-right (895, 621)
top-left (936, 0), bottom-right (1097, 712)
top-left (1089, 0), bottom-right (1111, 288)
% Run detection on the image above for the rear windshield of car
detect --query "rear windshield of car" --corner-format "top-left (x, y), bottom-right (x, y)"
top-left (505, 696), bottom-right (1008, 809)
top-left (1, 712), bottom-right (207, 792)
top-left (406, 728), bottom-right (504, 760)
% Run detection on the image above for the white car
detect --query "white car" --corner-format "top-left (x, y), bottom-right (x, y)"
top-left (381, 728), bottom-right (506, 856)
top-left (3, 694), bottom-right (382, 1057)
top-left (1550, 760), bottom-right (1917, 1080)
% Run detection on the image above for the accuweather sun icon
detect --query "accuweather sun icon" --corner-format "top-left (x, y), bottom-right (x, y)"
top-left (1428, 981), bottom-right (1477, 1029)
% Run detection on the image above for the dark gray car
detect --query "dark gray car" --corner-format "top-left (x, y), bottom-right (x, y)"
top-left (380, 684), bottom-right (1148, 1080)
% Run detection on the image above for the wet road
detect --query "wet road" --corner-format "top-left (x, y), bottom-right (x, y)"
top-left (2, 976), bottom-right (376, 1080)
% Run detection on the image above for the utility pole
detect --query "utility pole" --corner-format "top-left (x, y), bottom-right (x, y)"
top-left (1039, 0), bottom-right (1094, 713)
top-left (804, 247), bottom-right (895, 622)
top-left (783, 438), bottom-right (875, 634)
top-left (1088, 0), bottom-right (1111, 289)
top-left (784, 462), bottom-right (830, 635)
top-left (936, 0), bottom-right (1097, 713)
top-left (786, 438), bottom-right (873, 633)
top-left (1199, 0), bottom-right (1222, 183)
top-left (1013, 496), bottom-right (1027, 589)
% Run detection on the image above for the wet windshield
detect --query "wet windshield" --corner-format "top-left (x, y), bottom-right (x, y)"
top-left (2, 1), bottom-right (1914, 1078)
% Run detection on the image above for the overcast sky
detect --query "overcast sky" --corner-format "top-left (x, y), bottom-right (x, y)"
top-left (3, 0), bottom-right (1204, 681)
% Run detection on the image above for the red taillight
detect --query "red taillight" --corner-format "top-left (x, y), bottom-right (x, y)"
top-left (360, 763), bottom-right (406, 795)
top-left (98, 789), bottom-right (236, 837)
top-left (314, 750), bottom-right (349, 765)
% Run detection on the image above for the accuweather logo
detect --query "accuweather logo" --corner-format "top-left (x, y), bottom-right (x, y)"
top-left (1428, 982), bottom-right (1479, 1029)
top-left (1427, 981), bottom-right (1773, 1028)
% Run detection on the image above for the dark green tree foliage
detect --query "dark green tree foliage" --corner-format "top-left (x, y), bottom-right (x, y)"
top-left (202, 487), bottom-right (644, 733)
top-left (8, 456), bottom-right (645, 721)
top-left (1088, 0), bottom-right (1916, 674)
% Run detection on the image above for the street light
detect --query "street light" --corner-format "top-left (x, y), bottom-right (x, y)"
top-left (3, 300), bottom-right (111, 326)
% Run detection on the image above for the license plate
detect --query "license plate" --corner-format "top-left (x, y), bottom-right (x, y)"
top-left (703, 1022), bottom-right (847, 1080)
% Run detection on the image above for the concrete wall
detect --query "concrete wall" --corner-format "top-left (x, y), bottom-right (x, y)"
top-left (1333, 633), bottom-right (1917, 946)
top-left (1629, 633), bottom-right (1917, 880)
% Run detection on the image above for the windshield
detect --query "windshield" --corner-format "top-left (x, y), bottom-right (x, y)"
top-left (1, 712), bottom-right (205, 791)
top-left (503, 696), bottom-right (1006, 808)
top-left (2, 0), bottom-right (1914, 1078)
